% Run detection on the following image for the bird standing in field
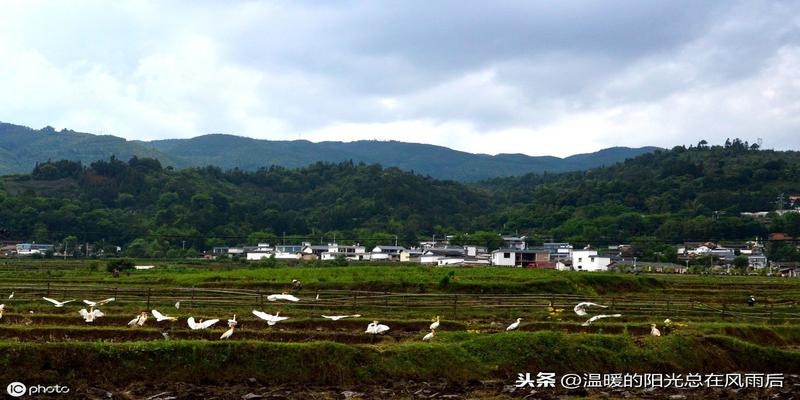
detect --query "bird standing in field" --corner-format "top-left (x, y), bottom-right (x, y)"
top-left (128, 312), bottom-right (148, 327)
top-left (175, 301), bottom-right (180, 309)
top-left (151, 309), bottom-right (177, 322)
top-left (252, 310), bottom-right (289, 326)
top-left (8, 292), bottom-right (14, 299)
top-left (79, 307), bottom-right (104, 323)
top-left (187, 317), bottom-right (219, 330)
top-left (0, 304), bottom-right (4, 320)
top-left (650, 323), bottom-right (662, 337)
top-left (365, 321), bottom-right (390, 334)
top-left (573, 302), bottom-right (608, 316)
top-left (321, 314), bottom-right (361, 321)
top-left (267, 293), bottom-right (300, 302)
top-left (506, 318), bottom-right (522, 331)
top-left (581, 314), bottom-right (622, 326)
top-left (430, 316), bottom-right (440, 331)
top-left (42, 297), bottom-right (76, 307)
top-left (83, 298), bottom-right (115, 307)
top-left (220, 314), bottom-right (237, 339)
top-left (423, 330), bottom-right (435, 341)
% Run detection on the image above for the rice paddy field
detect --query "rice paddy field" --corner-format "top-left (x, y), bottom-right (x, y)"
top-left (1, 259), bottom-right (799, 399)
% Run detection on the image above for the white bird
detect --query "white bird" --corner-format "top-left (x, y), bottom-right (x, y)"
top-left (128, 312), bottom-right (148, 327)
top-left (161, 332), bottom-right (170, 340)
top-left (187, 317), bottom-right (219, 330)
top-left (42, 297), bottom-right (75, 307)
top-left (175, 301), bottom-right (180, 309)
top-left (321, 314), bottom-right (361, 321)
top-left (79, 307), bottom-right (104, 323)
top-left (581, 314), bottom-right (622, 326)
top-left (83, 298), bottom-right (115, 307)
top-left (506, 318), bottom-right (522, 331)
top-left (573, 302), bottom-right (608, 316)
top-left (252, 310), bottom-right (289, 326)
top-left (430, 316), bottom-right (440, 331)
top-left (151, 309), bottom-right (177, 322)
top-left (220, 314), bottom-right (238, 339)
top-left (365, 320), bottom-right (390, 334)
top-left (315, 293), bottom-right (320, 301)
top-left (267, 293), bottom-right (300, 302)
top-left (0, 304), bottom-right (4, 320)
top-left (423, 330), bottom-right (435, 341)
top-left (8, 292), bottom-right (14, 299)
top-left (650, 323), bottom-right (662, 337)
top-left (220, 326), bottom-right (235, 339)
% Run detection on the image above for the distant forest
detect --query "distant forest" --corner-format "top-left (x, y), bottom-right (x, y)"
top-left (1, 138), bottom-right (799, 261)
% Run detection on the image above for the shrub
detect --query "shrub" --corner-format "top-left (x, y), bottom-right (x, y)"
top-left (106, 258), bottom-right (135, 272)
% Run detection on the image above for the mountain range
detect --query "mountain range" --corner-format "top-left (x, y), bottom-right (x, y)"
top-left (0, 121), bottom-right (658, 181)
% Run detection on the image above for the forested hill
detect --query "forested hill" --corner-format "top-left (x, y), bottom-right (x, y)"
top-left (1, 140), bottom-right (799, 261)
top-left (0, 121), bottom-right (656, 180)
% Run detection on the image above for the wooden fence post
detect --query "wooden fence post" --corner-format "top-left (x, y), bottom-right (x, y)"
top-left (46, 282), bottom-right (50, 297)
top-left (722, 302), bottom-right (727, 320)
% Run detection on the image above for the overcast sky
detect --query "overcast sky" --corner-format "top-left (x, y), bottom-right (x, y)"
top-left (1, 1), bottom-right (799, 157)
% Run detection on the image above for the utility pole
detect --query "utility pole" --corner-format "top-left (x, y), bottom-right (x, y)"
top-left (182, 240), bottom-right (186, 250)
top-left (394, 235), bottom-right (398, 246)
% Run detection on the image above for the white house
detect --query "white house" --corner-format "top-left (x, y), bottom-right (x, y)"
top-left (245, 243), bottom-right (274, 260)
top-left (748, 253), bottom-right (768, 269)
top-left (371, 245), bottom-right (406, 260)
top-left (15, 243), bottom-right (54, 255)
top-left (569, 249), bottom-right (611, 272)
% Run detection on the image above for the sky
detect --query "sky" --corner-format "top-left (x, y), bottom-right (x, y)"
top-left (1, 1), bottom-right (799, 157)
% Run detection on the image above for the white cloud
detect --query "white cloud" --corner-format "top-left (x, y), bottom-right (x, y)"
top-left (0, 0), bottom-right (799, 155)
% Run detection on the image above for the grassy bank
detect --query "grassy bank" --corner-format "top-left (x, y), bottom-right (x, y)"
top-left (1, 332), bottom-right (798, 387)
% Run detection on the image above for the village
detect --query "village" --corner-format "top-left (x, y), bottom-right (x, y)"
top-left (8, 234), bottom-right (791, 275)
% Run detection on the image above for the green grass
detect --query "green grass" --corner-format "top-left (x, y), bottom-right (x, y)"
top-left (1, 332), bottom-right (797, 387)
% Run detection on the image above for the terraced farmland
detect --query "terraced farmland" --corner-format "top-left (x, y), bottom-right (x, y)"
top-left (1, 261), bottom-right (799, 399)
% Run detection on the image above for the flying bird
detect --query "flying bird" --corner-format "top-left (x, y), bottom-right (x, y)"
top-left (423, 330), bottom-right (435, 341)
top-left (267, 293), bottom-right (300, 302)
top-left (42, 297), bottom-right (75, 307)
top-left (506, 318), bottom-right (522, 331)
top-left (252, 310), bottom-right (289, 326)
top-left (430, 316), bottom-right (440, 331)
top-left (650, 323), bottom-right (662, 337)
top-left (581, 314), bottom-right (622, 326)
top-left (365, 321), bottom-right (390, 334)
top-left (151, 309), bottom-right (177, 322)
top-left (573, 302), bottom-right (608, 316)
top-left (79, 307), bottom-right (104, 323)
top-left (128, 312), bottom-right (148, 327)
top-left (83, 298), bottom-right (115, 307)
top-left (187, 317), bottom-right (219, 330)
top-left (321, 314), bottom-right (361, 321)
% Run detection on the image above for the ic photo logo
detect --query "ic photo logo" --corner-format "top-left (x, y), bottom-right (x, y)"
top-left (6, 381), bottom-right (70, 397)
top-left (6, 382), bottom-right (26, 397)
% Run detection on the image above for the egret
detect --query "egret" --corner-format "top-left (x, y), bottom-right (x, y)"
top-left (0, 304), bottom-right (4, 320)
top-left (430, 316), bottom-right (440, 331)
top-left (422, 330), bottom-right (435, 341)
top-left (650, 324), bottom-right (662, 337)
top-left (175, 301), bottom-right (180, 309)
top-left (581, 314), bottom-right (622, 326)
top-left (252, 310), bottom-right (289, 326)
top-left (315, 293), bottom-right (320, 301)
top-left (128, 312), bottom-right (148, 327)
top-left (220, 314), bottom-right (238, 339)
top-left (321, 314), bottom-right (361, 321)
top-left (83, 298), bottom-right (115, 307)
top-left (79, 307), bottom-right (104, 323)
top-left (267, 293), bottom-right (300, 302)
top-left (151, 309), bottom-right (177, 322)
top-left (42, 297), bottom-right (75, 307)
top-left (8, 292), bottom-right (14, 299)
top-left (187, 317), bottom-right (219, 330)
top-left (573, 302), bottom-right (608, 316)
top-left (365, 321), bottom-right (390, 334)
top-left (506, 318), bottom-right (522, 331)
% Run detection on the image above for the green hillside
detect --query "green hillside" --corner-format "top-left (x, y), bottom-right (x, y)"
top-left (0, 121), bottom-right (657, 180)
